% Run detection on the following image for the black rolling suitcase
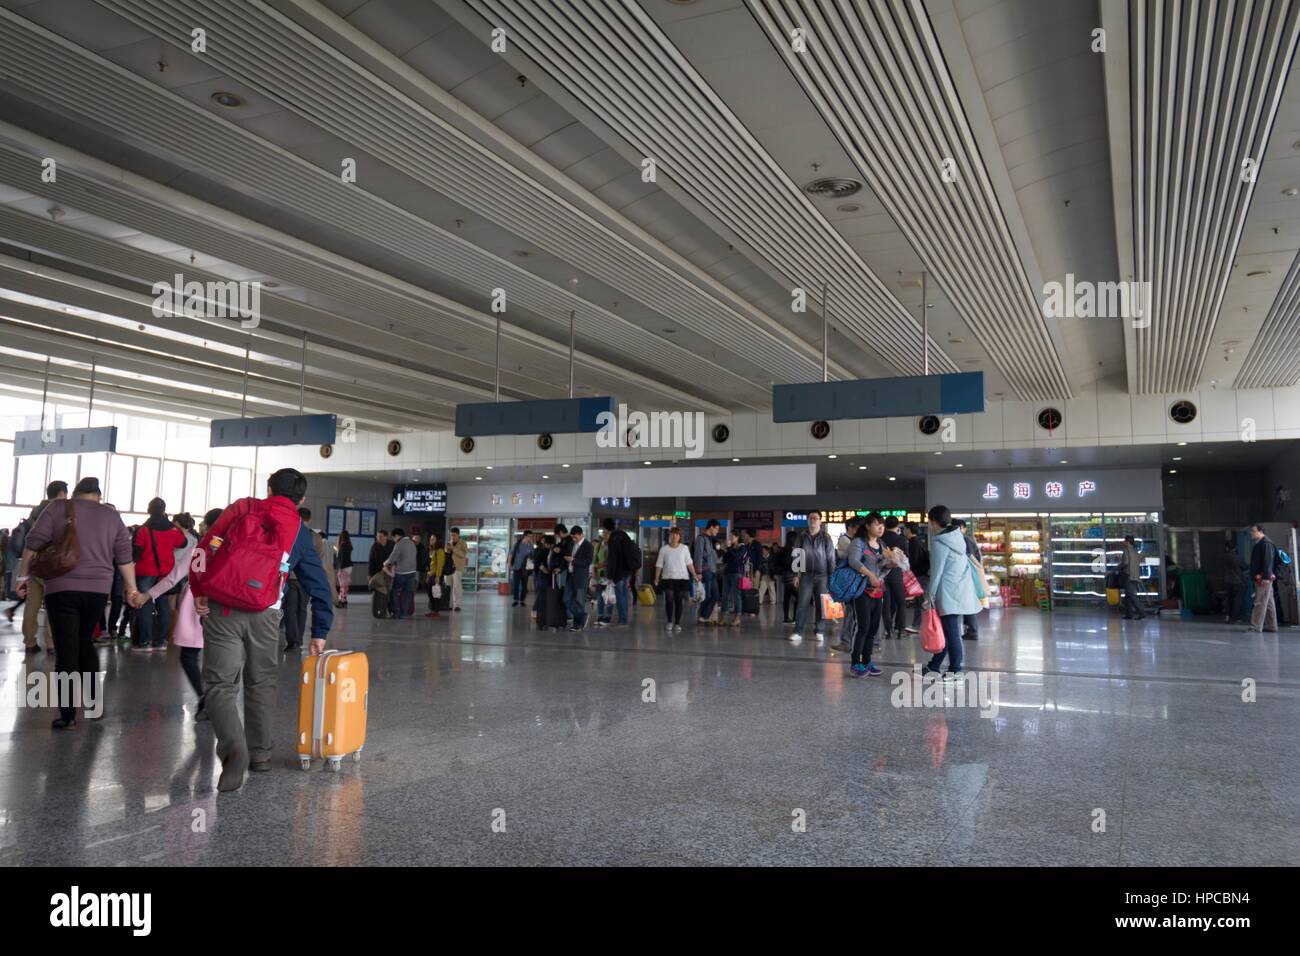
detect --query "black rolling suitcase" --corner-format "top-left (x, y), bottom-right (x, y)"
top-left (537, 575), bottom-right (567, 630)
top-left (742, 587), bottom-right (759, 615)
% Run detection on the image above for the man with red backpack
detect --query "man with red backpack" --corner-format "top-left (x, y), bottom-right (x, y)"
top-left (189, 468), bottom-right (334, 792)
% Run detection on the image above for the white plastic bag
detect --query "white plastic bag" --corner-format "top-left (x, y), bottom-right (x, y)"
top-left (693, 580), bottom-right (705, 602)
top-left (432, 584), bottom-right (442, 599)
top-left (603, 583), bottom-right (616, 606)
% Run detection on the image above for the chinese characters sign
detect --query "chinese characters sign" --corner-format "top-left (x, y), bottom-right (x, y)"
top-left (981, 479), bottom-right (1099, 502)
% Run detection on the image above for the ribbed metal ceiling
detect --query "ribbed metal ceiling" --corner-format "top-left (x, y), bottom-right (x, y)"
top-left (1131, 0), bottom-right (1300, 393)
top-left (0, 6), bottom-right (754, 414)
top-left (744, 0), bottom-right (1072, 401)
top-left (83, 0), bottom-right (826, 390)
top-left (1235, 247), bottom-right (1300, 387)
top-left (457, 0), bottom-right (959, 379)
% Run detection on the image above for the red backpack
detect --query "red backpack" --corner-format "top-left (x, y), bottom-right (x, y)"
top-left (190, 496), bottom-right (302, 612)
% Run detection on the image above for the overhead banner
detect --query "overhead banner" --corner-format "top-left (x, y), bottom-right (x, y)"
top-left (392, 483), bottom-right (447, 514)
top-left (14, 426), bottom-right (118, 456)
top-left (210, 414), bottom-right (336, 448)
top-left (772, 371), bottom-right (983, 422)
top-left (455, 396), bottom-right (615, 436)
top-left (583, 463), bottom-right (816, 499)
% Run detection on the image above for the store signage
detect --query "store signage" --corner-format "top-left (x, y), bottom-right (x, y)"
top-left (674, 511), bottom-right (692, 519)
top-left (486, 491), bottom-right (545, 507)
top-left (982, 480), bottom-right (1099, 502)
top-left (392, 483), bottom-right (447, 514)
top-left (597, 497), bottom-right (633, 508)
top-left (732, 510), bottom-right (774, 529)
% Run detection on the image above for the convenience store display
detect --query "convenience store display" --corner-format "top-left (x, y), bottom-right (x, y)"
top-left (1050, 515), bottom-right (1107, 606)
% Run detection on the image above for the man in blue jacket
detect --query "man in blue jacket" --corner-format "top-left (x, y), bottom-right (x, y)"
top-left (196, 468), bottom-right (334, 793)
top-left (509, 531), bottom-right (534, 606)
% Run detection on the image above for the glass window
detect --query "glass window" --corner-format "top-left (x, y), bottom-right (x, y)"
top-left (133, 458), bottom-right (160, 512)
top-left (50, 454), bottom-right (77, 490)
top-left (0, 441), bottom-right (13, 505)
top-left (79, 453), bottom-right (108, 486)
top-left (160, 460), bottom-right (184, 511)
top-left (15, 456), bottom-right (46, 506)
top-left (184, 463), bottom-right (207, 515)
top-left (231, 468), bottom-right (252, 501)
top-left (208, 465), bottom-right (230, 511)
top-left (105, 456), bottom-right (133, 511)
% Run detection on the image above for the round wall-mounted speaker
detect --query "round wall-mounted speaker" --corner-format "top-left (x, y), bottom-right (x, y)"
top-left (1169, 400), bottom-right (1198, 425)
top-left (811, 420), bottom-right (831, 440)
top-left (711, 423), bottom-right (730, 444)
top-left (319, 444), bottom-right (333, 459)
top-left (1036, 407), bottom-right (1063, 432)
top-left (459, 436), bottom-right (475, 454)
top-left (918, 415), bottom-right (941, 435)
top-left (386, 439), bottom-right (402, 456)
top-left (537, 433), bottom-right (554, 450)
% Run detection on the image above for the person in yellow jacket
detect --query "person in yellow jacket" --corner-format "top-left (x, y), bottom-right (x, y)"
top-left (449, 528), bottom-right (469, 611)
top-left (425, 534), bottom-right (448, 618)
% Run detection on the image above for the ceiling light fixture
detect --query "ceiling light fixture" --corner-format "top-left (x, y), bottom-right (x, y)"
top-left (561, 463), bottom-right (570, 468)
top-left (836, 202), bottom-right (862, 213)
top-left (1177, 441), bottom-right (1187, 446)
top-left (955, 463), bottom-right (964, 468)
top-left (1169, 469), bottom-right (1178, 474)
top-left (888, 476), bottom-right (896, 481)
top-left (541, 474), bottom-right (549, 479)
top-left (1247, 269), bottom-right (1272, 278)
top-left (732, 457), bottom-right (740, 462)
top-left (804, 177), bottom-right (863, 199)
top-left (858, 465), bottom-right (867, 471)
top-left (474, 476), bottom-right (482, 481)
top-left (211, 91), bottom-right (244, 108)
top-left (827, 454), bottom-right (837, 459)
top-left (1172, 456), bottom-right (1182, 461)
top-left (643, 461), bottom-right (652, 465)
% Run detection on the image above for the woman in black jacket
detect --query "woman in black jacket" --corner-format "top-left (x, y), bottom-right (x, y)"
top-left (777, 531), bottom-right (799, 624)
top-left (335, 529), bottom-right (353, 608)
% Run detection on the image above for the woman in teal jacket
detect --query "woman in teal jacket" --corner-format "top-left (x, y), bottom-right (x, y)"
top-left (921, 505), bottom-right (983, 677)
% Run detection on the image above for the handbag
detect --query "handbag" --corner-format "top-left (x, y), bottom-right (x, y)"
top-left (30, 499), bottom-right (80, 580)
top-left (903, 569), bottom-right (924, 599)
top-left (739, 575), bottom-right (753, 591)
top-left (920, 608), bottom-right (945, 653)
top-left (820, 592), bottom-right (845, 620)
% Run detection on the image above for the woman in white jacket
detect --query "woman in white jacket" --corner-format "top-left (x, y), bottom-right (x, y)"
top-left (921, 505), bottom-right (983, 678)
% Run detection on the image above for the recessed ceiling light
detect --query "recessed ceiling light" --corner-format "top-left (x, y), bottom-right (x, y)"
top-left (211, 91), bottom-right (244, 108)
top-left (475, 476), bottom-right (482, 481)
top-left (643, 461), bottom-right (652, 465)
top-left (541, 474), bottom-right (549, 479)
top-left (1059, 459), bottom-right (1068, 464)
top-left (732, 457), bottom-right (740, 462)
top-left (1168, 469), bottom-right (1177, 474)
top-left (888, 475), bottom-right (896, 481)
top-left (1284, 186), bottom-right (1299, 197)
top-left (934, 451), bottom-right (942, 456)
top-left (827, 454), bottom-right (837, 459)
top-left (836, 202), bottom-right (862, 213)
top-left (955, 463), bottom-right (964, 468)
top-left (1172, 456), bottom-right (1182, 461)
top-left (1177, 441), bottom-right (1187, 446)
top-left (1247, 269), bottom-right (1272, 278)
top-left (858, 465), bottom-right (867, 471)
top-left (561, 463), bottom-right (570, 468)
top-left (662, 328), bottom-right (677, 334)
top-left (485, 465), bottom-right (493, 469)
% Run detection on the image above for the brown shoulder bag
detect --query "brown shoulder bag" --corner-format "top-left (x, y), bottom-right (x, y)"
top-left (29, 499), bottom-right (81, 580)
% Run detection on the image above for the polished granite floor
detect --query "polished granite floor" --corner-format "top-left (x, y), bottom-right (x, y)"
top-left (1, 595), bottom-right (1297, 866)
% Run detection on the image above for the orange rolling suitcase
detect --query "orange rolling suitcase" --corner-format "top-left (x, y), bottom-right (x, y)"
top-left (297, 649), bottom-right (368, 772)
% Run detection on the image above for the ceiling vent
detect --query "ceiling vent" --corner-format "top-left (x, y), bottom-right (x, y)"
top-left (918, 415), bottom-right (941, 435)
top-left (1036, 407), bottom-right (1063, 432)
top-left (1169, 400), bottom-right (1198, 425)
top-left (386, 439), bottom-right (402, 457)
top-left (803, 178), bottom-right (862, 199)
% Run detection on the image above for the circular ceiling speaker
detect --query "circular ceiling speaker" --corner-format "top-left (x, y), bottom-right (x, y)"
top-left (918, 415), bottom-right (941, 436)
top-left (711, 423), bottom-right (730, 444)
top-left (810, 420), bottom-right (831, 440)
top-left (537, 433), bottom-right (554, 450)
top-left (803, 177), bottom-right (863, 199)
top-left (319, 444), bottom-right (333, 459)
top-left (386, 439), bottom-right (402, 457)
top-left (1036, 408), bottom-right (1063, 432)
top-left (1169, 400), bottom-right (1198, 425)
top-left (459, 436), bottom-right (475, 455)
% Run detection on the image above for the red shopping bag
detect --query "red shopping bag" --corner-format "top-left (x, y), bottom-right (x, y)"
top-left (903, 570), bottom-right (924, 599)
top-left (920, 608), bottom-right (945, 654)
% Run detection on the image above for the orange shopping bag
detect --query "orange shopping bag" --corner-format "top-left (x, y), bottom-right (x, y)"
top-left (820, 592), bottom-right (844, 620)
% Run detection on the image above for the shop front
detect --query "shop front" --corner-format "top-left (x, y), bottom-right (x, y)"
top-left (780, 506), bottom-right (923, 542)
top-left (926, 468), bottom-right (1165, 609)
top-left (446, 481), bottom-right (590, 594)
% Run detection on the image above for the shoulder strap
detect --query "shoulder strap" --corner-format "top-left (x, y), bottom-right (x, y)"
top-left (148, 527), bottom-right (161, 569)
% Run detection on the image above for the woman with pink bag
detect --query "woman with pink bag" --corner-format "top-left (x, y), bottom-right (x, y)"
top-left (919, 505), bottom-right (983, 680)
top-left (129, 507), bottom-right (222, 721)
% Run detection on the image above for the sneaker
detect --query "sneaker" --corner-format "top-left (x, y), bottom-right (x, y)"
top-left (920, 664), bottom-right (938, 679)
top-left (849, 663), bottom-right (867, 678)
top-left (130, 645), bottom-right (152, 654)
top-left (788, 633), bottom-right (803, 643)
top-left (864, 663), bottom-right (882, 676)
top-left (813, 632), bottom-right (825, 643)
top-left (944, 669), bottom-right (961, 679)
top-left (830, 640), bottom-right (851, 653)
top-left (666, 623), bottom-right (674, 632)
top-left (151, 645), bottom-right (167, 652)
top-left (904, 626), bottom-right (919, 634)
top-left (964, 633), bottom-right (979, 641)
top-left (249, 759), bottom-right (272, 773)
top-left (595, 620), bottom-right (609, 627)
top-left (674, 624), bottom-right (682, 633)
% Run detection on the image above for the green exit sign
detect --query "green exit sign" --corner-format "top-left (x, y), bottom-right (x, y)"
top-left (674, 511), bottom-right (692, 518)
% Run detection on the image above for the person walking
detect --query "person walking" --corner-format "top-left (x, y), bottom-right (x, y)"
top-left (777, 530), bottom-right (799, 624)
top-left (693, 519), bottom-right (721, 626)
top-left (880, 516), bottom-right (908, 640)
top-left (955, 519), bottom-right (984, 640)
top-left (903, 522), bottom-right (929, 633)
top-left (131, 497), bottom-right (186, 653)
top-left (509, 531), bottom-right (533, 606)
top-left (757, 545), bottom-right (776, 606)
top-left (367, 529), bottom-right (392, 620)
top-left (412, 531), bottom-right (430, 601)
top-left (845, 513), bottom-right (885, 677)
top-left (334, 529), bottom-right (353, 608)
top-left (1247, 524), bottom-right (1279, 633)
top-left (449, 527), bottom-right (468, 611)
top-left (563, 526), bottom-right (594, 630)
top-left (130, 508), bottom-right (222, 721)
top-left (530, 533), bottom-right (555, 625)
top-left (425, 533), bottom-right (446, 618)
top-left (1119, 535), bottom-right (1146, 621)
top-left (790, 511), bottom-right (835, 644)
top-left (384, 527), bottom-right (418, 619)
top-left (601, 518), bottom-right (637, 627)
top-left (720, 529), bottom-right (744, 627)
top-left (17, 480), bottom-right (67, 653)
top-left (654, 526), bottom-right (695, 632)
top-left (15, 477), bottom-right (138, 729)
top-left (191, 468), bottom-right (334, 792)
top-left (920, 506), bottom-right (982, 678)
top-left (1223, 540), bottom-right (1250, 624)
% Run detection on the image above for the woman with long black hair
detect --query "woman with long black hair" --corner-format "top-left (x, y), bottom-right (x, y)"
top-left (846, 513), bottom-right (885, 677)
top-left (131, 498), bottom-right (186, 652)
top-left (335, 529), bottom-right (354, 608)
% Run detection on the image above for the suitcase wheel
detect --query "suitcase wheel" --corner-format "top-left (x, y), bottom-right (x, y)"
top-left (326, 757), bottom-right (342, 772)
top-left (299, 756), bottom-right (312, 771)
top-left (352, 750), bottom-right (362, 763)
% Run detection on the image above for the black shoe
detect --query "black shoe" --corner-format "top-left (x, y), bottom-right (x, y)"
top-left (249, 760), bottom-right (272, 773)
top-left (964, 633), bottom-right (978, 641)
top-left (51, 718), bottom-right (77, 731)
top-left (284, 643), bottom-right (301, 651)
top-left (23, 644), bottom-right (39, 654)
